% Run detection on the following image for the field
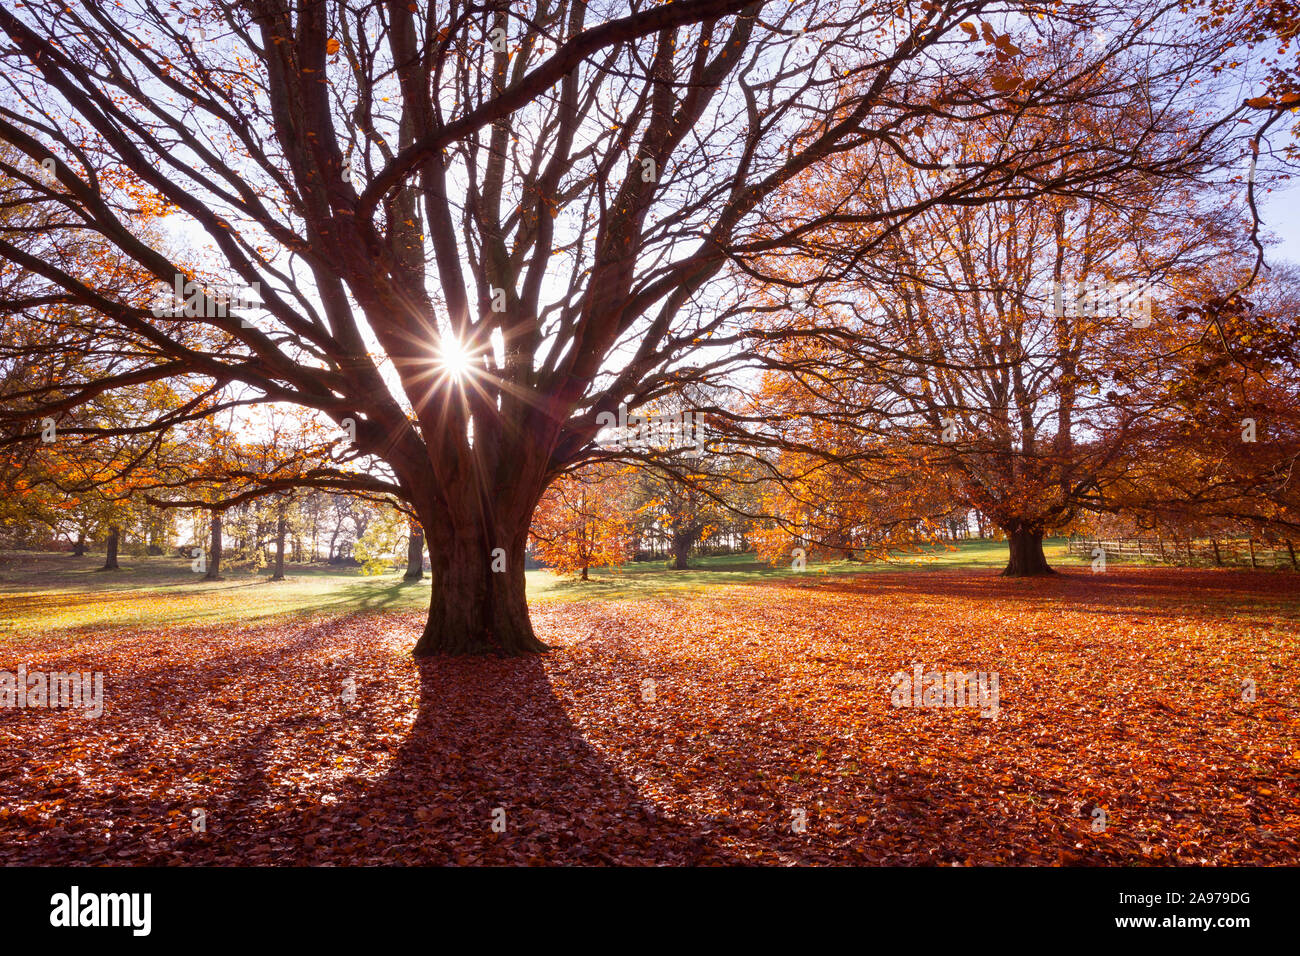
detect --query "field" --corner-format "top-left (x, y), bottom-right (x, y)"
top-left (1, 542), bottom-right (1297, 865)
top-left (0, 539), bottom-right (1070, 639)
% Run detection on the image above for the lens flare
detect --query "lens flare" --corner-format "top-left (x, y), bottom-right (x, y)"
top-left (437, 335), bottom-right (474, 381)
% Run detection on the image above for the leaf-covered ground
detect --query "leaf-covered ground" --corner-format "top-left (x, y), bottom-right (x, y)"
top-left (1, 567), bottom-right (1297, 865)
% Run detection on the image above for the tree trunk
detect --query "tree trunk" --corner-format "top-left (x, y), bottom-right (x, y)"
top-left (271, 509), bottom-right (286, 581)
top-left (145, 507), bottom-right (164, 555)
top-left (403, 523), bottom-right (425, 581)
top-left (72, 530), bottom-right (86, 556)
top-left (411, 503), bottom-right (547, 657)
top-left (1212, 539), bottom-right (1222, 566)
top-left (670, 527), bottom-right (697, 570)
top-left (1001, 526), bottom-right (1053, 577)
top-left (204, 511), bottom-right (223, 581)
top-left (101, 525), bottom-right (120, 570)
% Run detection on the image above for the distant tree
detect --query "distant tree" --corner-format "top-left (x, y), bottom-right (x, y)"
top-left (403, 520), bottom-right (426, 582)
top-left (355, 502), bottom-right (416, 576)
top-left (531, 466), bottom-right (635, 580)
top-left (750, 72), bottom-right (1246, 574)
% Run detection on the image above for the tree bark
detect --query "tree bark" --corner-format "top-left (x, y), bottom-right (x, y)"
top-left (145, 507), bottom-right (164, 554)
top-left (403, 523), bottom-right (425, 581)
top-left (411, 486), bottom-right (548, 657)
top-left (204, 511), bottom-right (223, 581)
top-left (101, 525), bottom-right (120, 570)
top-left (670, 526), bottom-right (698, 570)
top-left (72, 530), bottom-right (86, 557)
top-left (1001, 526), bottom-right (1053, 577)
top-left (271, 509), bottom-right (286, 581)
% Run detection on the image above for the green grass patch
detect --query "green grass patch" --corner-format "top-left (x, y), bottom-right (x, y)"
top-left (0, 538), bottom-right (1085, 640)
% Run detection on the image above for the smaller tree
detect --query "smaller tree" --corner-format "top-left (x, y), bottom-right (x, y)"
top-left (270, 495), bottom-right (292, 581)
top-left (354, 503), bottom-right (414, 577)
top-left (531, 467), bottom-right (636, 581)
top-left (403, 520), bottom-right (426, 582)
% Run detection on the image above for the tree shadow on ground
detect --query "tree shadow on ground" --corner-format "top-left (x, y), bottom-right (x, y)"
top-left (0, 616), bottom-right (742, 865)
top-left (0, 618), bottom-right (345, 864)
top-left (271, 654), bottom-right (742, 864)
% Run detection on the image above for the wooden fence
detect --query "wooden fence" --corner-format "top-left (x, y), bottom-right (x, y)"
top-left (1067, 536), bottom-right (1299, 570)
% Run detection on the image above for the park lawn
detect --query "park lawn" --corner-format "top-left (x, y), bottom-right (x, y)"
top-left (0, 538), bottom-right (1079, 641)
top-left (0, 553), bottom-right (429, 641)
top-left (538, 536), bottom-right (1075, 599)
top-left (0, 563), bottom-right (1296, 865)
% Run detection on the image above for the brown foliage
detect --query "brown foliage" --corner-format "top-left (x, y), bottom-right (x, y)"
top-left (2, 569), bottom-right (1295, 864)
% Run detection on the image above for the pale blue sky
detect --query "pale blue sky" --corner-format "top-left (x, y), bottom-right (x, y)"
top-left (1259, 185), bottom-right (1299, 268)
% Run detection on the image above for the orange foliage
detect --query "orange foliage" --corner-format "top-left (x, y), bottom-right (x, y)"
top-left (530, 466), bottom-right (637, 578)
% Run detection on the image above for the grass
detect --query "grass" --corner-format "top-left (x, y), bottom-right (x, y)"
top-left (536, 536), bottom-right (1074, 600)
top-left (0, 554), bottom-right (427, 640)
top-left (0, 535), bottom-right (1267, 641)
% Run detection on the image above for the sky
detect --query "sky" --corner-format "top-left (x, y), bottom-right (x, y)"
top-left (1260, 184), bottom-right (1299, 268)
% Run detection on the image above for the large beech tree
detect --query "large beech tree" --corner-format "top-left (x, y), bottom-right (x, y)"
top-left (747, 39), bottom-right (1255, 575)
top-left (756, 184), bottom-right (1242, 573)
top-left (0, 1), bottom-right (1253, 651)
